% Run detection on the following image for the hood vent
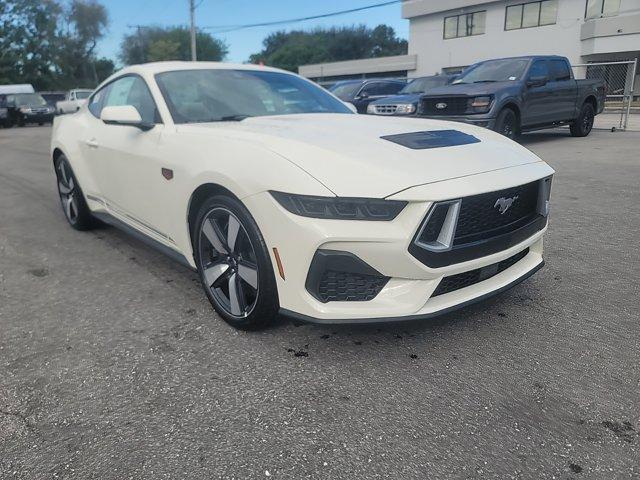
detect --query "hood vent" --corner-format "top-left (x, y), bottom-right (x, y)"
top-left (381, 129), bottom-right (480, 150)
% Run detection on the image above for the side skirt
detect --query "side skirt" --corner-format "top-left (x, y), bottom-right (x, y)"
top-left (92, 211), bottom-right (196, 271)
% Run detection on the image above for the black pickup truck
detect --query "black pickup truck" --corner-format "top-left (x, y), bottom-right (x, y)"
top-left (416, 56), bottom-right (605, 139)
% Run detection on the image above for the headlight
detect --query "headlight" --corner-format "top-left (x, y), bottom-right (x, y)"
top-left (270, 191), bottom-right (407, 221)
top-left (394, 104), bottom-right (416, 115)
top-left (467, 96), bottom-right (493, 113)
top-left (19, 107), bottom-right (31, 113)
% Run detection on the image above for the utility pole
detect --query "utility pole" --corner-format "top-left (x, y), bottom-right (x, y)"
top-left (189, 0), bottom-right (197, 61)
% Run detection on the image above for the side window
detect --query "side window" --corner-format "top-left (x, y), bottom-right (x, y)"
top-left (102, 76), bottom-right (160, 124)
top-left (88, 87), bottom-right (108, 118)
top-left (529, 61), bottom-right (549, 79)
top-left (550, 60), bottom-right (572, 81)
top-left (362, 82), bottom-right (387, 96)
top-left (379, 82), bottom-right (404, 95)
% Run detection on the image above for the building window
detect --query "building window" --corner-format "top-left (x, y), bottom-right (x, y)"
top-left (505, 0), bottom-right (558, 30)
top-left (585, 0), bottom-right (620, 19)
top-left (443, 11), bottom-right (486, 39)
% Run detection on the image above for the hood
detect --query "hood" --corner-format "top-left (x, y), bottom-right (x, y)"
top-left (369, 93), bottom-right (422, 105)
top-left (177, 113), bottom-right (543, 198)
top-left (421, 81), bottom-right (518, 97)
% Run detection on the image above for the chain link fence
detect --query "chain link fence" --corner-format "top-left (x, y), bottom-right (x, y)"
top-left (572, 60), bottom-right (638, 131)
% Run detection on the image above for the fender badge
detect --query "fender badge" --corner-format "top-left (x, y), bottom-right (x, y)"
top-left (162, 168), bottom-right (173, 180)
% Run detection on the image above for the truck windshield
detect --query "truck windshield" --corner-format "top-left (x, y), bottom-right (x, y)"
top-left (156, 69), bottom-right (352, 124)
top-left (400, 76), bottom-right (450, 94)
top-left (454, 59), bottom-right (530, 84)
top-left (12, 93), bottom-right (47, 107)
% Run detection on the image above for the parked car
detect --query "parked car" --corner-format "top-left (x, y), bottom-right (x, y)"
top-left (329, 79), bottom-right (406, 113)
top-left (4, 92), bottom-right (55, 127)
top-left (415, 56), bottom-right (605, 139)
top-left (41, 91), bottom-right (66, 109)
top-left (56, 89), bottom-right (93, 114)
top-left (366, 74), bottom-right (456, 116)
top-left (0, 96), bottom-right (9, 128)
top-left (51, 62), bottom-right (554, 329)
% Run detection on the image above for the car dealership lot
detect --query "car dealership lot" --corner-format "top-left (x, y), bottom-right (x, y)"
top-left (1, 125), bottom-right (638, 478)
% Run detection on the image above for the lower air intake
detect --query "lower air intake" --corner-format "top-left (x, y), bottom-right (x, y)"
top-left (432, 248), bottom-right (529, 297)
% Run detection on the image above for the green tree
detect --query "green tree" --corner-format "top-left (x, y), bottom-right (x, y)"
top-left (120, 26), bottom-right (228, 65)
top-left (249, 25), bottom-right (408, 72)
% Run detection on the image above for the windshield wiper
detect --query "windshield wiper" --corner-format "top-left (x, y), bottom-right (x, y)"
top-left (472, 80), bottom-right (497, 83)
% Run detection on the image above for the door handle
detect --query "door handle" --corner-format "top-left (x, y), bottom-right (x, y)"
top-left (85, 138), bottom-right (99, 149)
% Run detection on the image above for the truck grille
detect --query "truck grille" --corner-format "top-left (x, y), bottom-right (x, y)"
top-left (454, 181), bottom-right (539, 244)
top-left (30, 107), bottom-right (50, 114)
top-left (421, 96), bottom-right (468, 116)
top-left (371, 104), bottom-right (398, 115)
top-left (432, 248), bottom-right (529, 297)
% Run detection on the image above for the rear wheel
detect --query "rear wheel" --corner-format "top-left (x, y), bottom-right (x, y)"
top-left (194, 195), bottom-right (279, 330)
top-left (54, 154), bottom-right (95, 230)
top-left (570, 103), bottom-right (595, 137)
top-left (494, 108), bottom-right (519, 140)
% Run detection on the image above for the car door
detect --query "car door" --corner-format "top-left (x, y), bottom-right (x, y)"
top-left (548, 59), bottom-right (578, 122)
top-left (521, 60), bottom-right (554, 126)
top-left (84, 75), bottom-right (172, 243)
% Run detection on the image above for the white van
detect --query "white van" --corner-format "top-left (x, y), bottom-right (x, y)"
top-left (0, 84), bottom-right (35, 95)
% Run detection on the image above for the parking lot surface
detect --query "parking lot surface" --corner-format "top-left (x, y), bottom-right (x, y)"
top-left (1, 125), bottom-right (638, 479)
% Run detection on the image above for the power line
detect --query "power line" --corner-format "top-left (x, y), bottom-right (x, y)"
top-left (202, 0), bottom-right (403, 33)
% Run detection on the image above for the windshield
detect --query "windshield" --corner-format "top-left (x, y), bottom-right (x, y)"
top-left (12, 93), bottom-right (47, 107)
top-left (76, 91), bottom-right (92, 99)
top-left (400, 76), bottom-right (451, 94)
top-left (454, 59), bottom-right (530, 84)
top-left (156, 69), bottom-right (351, 124)
top-left (329, 82), bottom-right (361, 100)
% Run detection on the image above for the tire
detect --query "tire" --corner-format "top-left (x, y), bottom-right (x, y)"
top-left (494, 108), bottom-right (519, 140)
top-left (570, 103), bottom-right (595, 137)
top-left (194, 195), bottom-right (279, 330)
top-left (54, 154), bottom-right (95, 230)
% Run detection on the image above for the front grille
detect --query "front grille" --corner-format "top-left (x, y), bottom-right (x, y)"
top-left (421, 96), bottom-right (468, 115)
top-left (30, 108), bottom-right (49, 114)
top-left (317, 270), bottom-right (389, 302)
top-left (454, 181), bottom-right (539, 244)
top-left (373, 105), bottom-right (398, 115)
top-left (432, 248), bottom-right (529, 297)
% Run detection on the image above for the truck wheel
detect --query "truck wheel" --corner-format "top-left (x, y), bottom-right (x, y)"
top-left (570, 103), bottom-right (595, 137)
top-left (494, 108), bottom-right (519, 140)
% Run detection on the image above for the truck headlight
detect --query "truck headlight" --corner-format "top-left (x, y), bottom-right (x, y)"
top-left (19, 107), bottom-right (31, 114)
top-left (467, 96), bottom-right (493, 113)
top-left (394, 104), bottom-right (416, 115)
top-left (270, 191), bottom-right (407, 221)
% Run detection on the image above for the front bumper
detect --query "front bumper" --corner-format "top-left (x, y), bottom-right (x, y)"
top-left (416, 113), bottom-right (497, 130)
top-left (244, 162), bottom-right (553, 324)
top-left (22, 112), bottom-right (54, 124)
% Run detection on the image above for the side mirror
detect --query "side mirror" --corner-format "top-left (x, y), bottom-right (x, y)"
top-left (344, 102), bottom-right (358, 113)
top-left (101, 105), bottom-right (154, 131)
top-left (358, 91), bottom-right (369, 99)
top-left (527, 76), bottom-right (548, 88)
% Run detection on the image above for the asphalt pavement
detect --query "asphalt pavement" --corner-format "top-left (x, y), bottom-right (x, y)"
top-left (1, 124), bottom-right (638, 479)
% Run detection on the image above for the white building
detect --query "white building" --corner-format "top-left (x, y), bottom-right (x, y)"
top-left (404, 0), bottom-right (640, 76)
top-left (299, 0), bottom-right (640, 88)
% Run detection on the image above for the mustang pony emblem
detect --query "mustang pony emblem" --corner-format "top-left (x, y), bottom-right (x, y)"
top-left (494, 196), bottom-right (519, 214)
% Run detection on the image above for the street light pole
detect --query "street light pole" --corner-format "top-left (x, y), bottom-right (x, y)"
top-left (189, 0), bottom-right (197, 61)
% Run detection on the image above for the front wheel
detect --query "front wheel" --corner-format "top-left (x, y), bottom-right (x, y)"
top-left (194, 195), bottom-right (279, 330)
top-left (54, 154), bottom-right (95, 230)
top-left (494, 108), bottom-right (519, 140)
top-left (570, 103), bottom-right (595, 137)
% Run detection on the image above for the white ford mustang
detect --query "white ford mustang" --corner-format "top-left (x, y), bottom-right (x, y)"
top-left (51, 62), bottom-right (554, 329)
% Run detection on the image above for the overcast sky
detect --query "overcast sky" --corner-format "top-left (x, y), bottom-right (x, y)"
top-left (97, 0), bottom-right (409, 65)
